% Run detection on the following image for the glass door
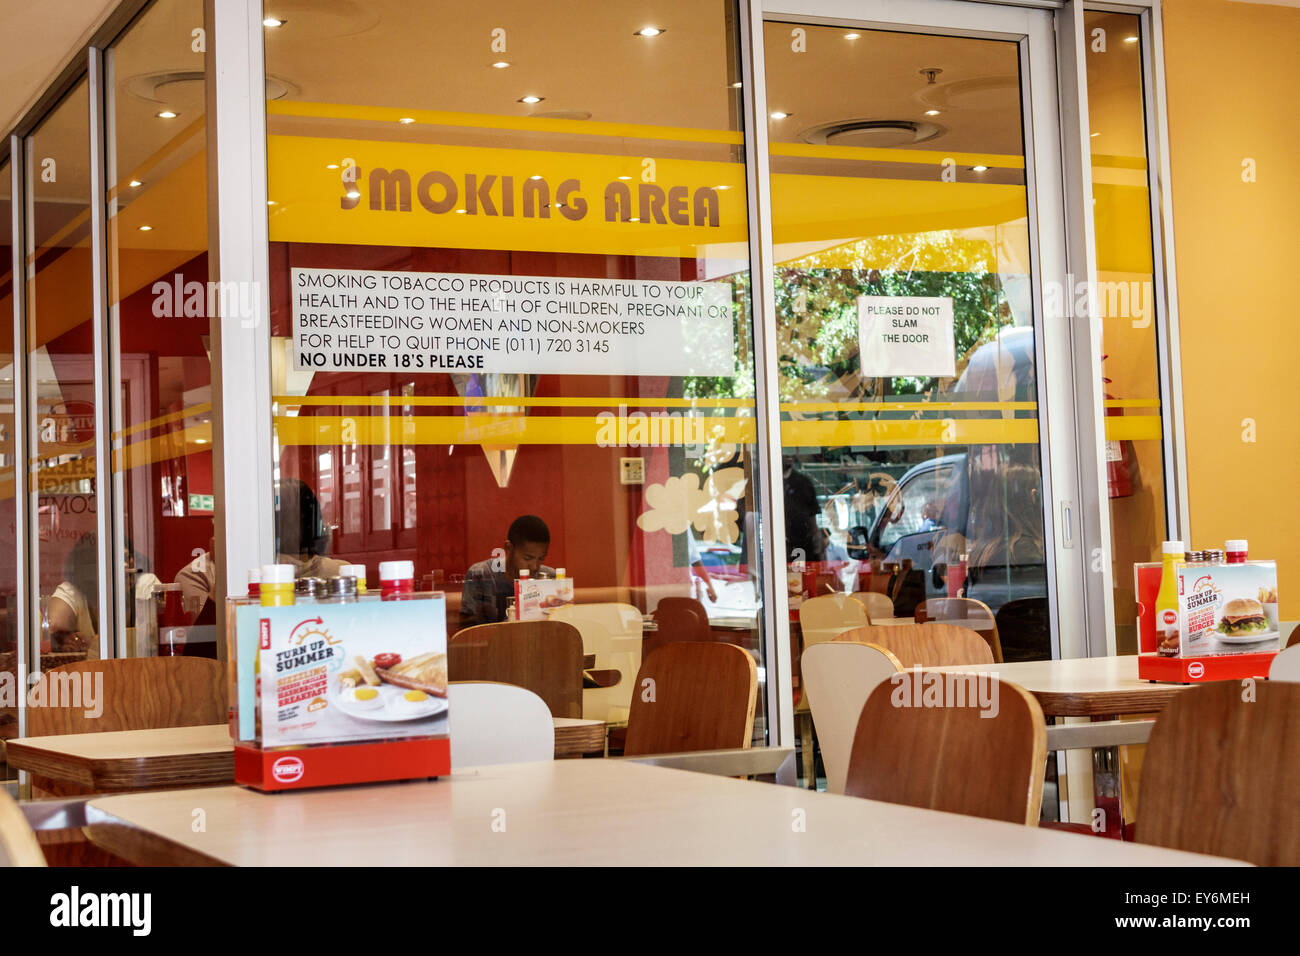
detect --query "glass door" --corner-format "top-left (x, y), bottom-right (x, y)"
top-left (757, 0), bottom-right (1096, 740)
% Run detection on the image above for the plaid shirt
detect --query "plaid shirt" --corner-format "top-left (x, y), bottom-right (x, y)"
top-left (459, 559), bottom-right (555, 629)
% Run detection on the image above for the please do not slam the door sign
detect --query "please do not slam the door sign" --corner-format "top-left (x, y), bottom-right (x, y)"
top-left (856, 295), bottom-right (956, 379)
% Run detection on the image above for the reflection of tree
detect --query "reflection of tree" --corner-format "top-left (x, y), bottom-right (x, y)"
top-left (679, 232), bottom-right (1013, 405)
top-left (776, 231), bottom-right (1010, 402)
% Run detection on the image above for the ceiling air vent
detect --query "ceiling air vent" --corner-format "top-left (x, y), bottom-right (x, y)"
top-left (801, 118), bottom-right (943, 148)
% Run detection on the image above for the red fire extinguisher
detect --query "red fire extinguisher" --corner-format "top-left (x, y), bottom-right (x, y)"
top-left (1103, 355), bottom-right (1135, 499)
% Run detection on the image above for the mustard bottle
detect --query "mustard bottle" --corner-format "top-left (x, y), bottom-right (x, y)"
top-left (1154, 540), bottom-right (1184, 654)
top-left (260, 564), bottom-right (296, 607)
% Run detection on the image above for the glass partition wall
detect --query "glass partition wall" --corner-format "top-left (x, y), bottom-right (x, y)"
top-left (0, 0), bottom-right (1187, 779)
top-left (262, 0), bottom-right (771, 744)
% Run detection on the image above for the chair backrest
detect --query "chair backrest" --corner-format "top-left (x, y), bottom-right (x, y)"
top-left (548, 603), bottom-right (643, 724)
top-left (0, 789), bottom-right (45, 867)
top-left (845, 672), bottom-right (1046, 825)
top-left (1286, 624), bottom-right (1300, 649)
top-left (650, 596), bottom-right (712, 653)
top-left (916, 597), bottom-right (1002, 662)
top-left (801, 642), bottom-right (903, 794)
top-left (799, 593), bottom-right (869, 647)
top-left (26, 657), bottom-right (227, 737)
top-left (1136, 680), bottom-right (1300, 865)
top-left (448, 681), bottom-right (554, 767)
top-left (835, 622), bottom-right (994, 668)
top-left (624, 642), bottom-right (757, 756)
top-left (449, 620), bottom-right (583, 719)
top-left (994, 597), bottom-right (1051, 663)
top-left (1269, 644), bottom-right (1300, 682)
top-left (850, 591), bottom-right (895, 623)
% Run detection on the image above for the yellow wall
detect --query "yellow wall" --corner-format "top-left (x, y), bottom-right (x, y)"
top-left (1163, 0), bottom-right (1300, 615)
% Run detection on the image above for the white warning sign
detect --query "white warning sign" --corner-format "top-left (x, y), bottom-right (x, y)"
top-left (856, 295), bottom-right (956, 378)
top-left (291, 268), bottom-right (735, 377)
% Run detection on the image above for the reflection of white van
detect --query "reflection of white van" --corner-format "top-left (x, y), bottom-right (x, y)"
top-left (865, 327), bottom-right (1048, 619)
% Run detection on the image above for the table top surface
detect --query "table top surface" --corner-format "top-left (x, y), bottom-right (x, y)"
top-left (5, 724), bottom-right (231, 762)
top-left (929, 655), bottom-right (1184, 716)
top-left (84, 760), bottom-right (1243, 867)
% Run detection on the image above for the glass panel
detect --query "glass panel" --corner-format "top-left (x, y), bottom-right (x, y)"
top-left (1085, 11), bottom-right (1167, 656)
top-left (26, 80), bottom-right (98, 665)
top-left (106, 0), bottom-right (214, 659)
top-left (0, 160), bottom-right (17, 775)
top-left (765, 23), bottom-right (1050, 780)
top-left (264, 1), bottom-right (769, 743)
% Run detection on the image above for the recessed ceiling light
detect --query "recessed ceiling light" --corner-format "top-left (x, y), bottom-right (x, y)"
top-left (617, 175), bottom-right (632, 181)
top-left (730, 82), bottom-right (742, 88)
top-left (970, 165), bottom-right (989, 172)
top-left (492, 61), bottom-right (510, 69)
top-left (518, 95), bottom-right (544, 104)
top-left (267, 200), bottom-right (276, 206)
top-left (456, 209), bottom-right (467, 214)
top-left (844, 32), bottom-right (861, 39)
top-left (345, 189), bottom-right (360, 200)
top-left (636, 26), bottom-right (664, 37)
top-left (1124, 35), bottom-right (1138, 43)
top-left (263, 17), bottom-right (285, 28)
top-left (157, 110), bottom-right (177, 119)
top-left (195, 438), bottom-right (209, 444)
top-left (529, 175), bottom-right (543, 180)
top-left (326, 164), bottom-right (339, 169)
top-left (714, 185), bottom-right (731, 191)
top-left (128, 179), bottom-right (143, 188)
top-left (1090, 132), bottom-right (1100, 138)
top-left (629, 217), bottom-right (640, 222)
top-left (398, 117), bottom-right (415, 124)
top-left (770, 111), bottom-right (790, 120)
top-left (138, 225), bottom-right (153, 231)
top-left (924, 109), bottom-right (940, 116)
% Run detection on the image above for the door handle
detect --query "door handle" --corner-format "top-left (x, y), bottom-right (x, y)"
top-left (1060, 500), bottom-right (1075, 549)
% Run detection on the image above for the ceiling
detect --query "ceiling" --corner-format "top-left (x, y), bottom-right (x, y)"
top-left (0, 0), bottom-right (120, 136)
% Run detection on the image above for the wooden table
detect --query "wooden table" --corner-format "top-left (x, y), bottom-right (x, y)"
top-left (82, 759), bottom-right (1243, 867)
top-left (929, 655), bottom-right (1184, 717)
top-left (930, 655), bottom-right (1187, 834)
top-left (5, 715), bottom-right (609, 788)
top-left (552, 718), bottom-right (605, 757)
top-left (3, 725), bottom-right (234, 792)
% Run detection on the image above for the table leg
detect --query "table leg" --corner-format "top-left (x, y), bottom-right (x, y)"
top-left (1091, 715), bottom-right (1123, 839)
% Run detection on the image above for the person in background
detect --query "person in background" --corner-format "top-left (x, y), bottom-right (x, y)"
top-left (46, 534), bottom-right (100, 660)
top-left (686, 529), bottom-right (718, 603)
top-left (822, 528), bottom-right (850, 563)
top-left (460, 515), bottom-right (554, 630)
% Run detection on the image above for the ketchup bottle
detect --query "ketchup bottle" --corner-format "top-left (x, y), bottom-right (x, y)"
top-left (379, 560), bottom-right (415, 600)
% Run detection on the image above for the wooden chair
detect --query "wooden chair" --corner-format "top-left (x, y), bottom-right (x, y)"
top-left (449, 620), bottom-right (583, 719)
top-left (549, 603), bottom-right (643, 725)
top-left (915, 597), bottom-right (1003, 662)
top-left (835, 622), bottom-right (994, 668)
top-left (1286, 624), bottom-right (1300, 649)
top-left (26, 657), bottom-right (226, 737)
top-left (24, 657), bottom-right (227, 865)
top-left (1136, 680), bottom-right (1300, 865)
top-left (623, 642), bottom-right (757, 756)
top-left (448, 682), bottom-right (554, 767)
top-left (799, 593), bottom-right (869, 647)
top-left (649, 596), bottom-right (712, 654)
top-left (845, 672), bottom-right (1047, 825)
top-left (850, 590), bottom-right (895, 623)
top-left (0, 790), bottom-right (45, 867)
top-left (1269, 644), bottom-right (1300, 681)
top-left (801, 642), bottom-right (902, 794)
top-left (794, 593), bottom-right (869, 786)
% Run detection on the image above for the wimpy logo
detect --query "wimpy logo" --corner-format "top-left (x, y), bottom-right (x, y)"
top-left (49, 886), bottom-right (151, 936)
